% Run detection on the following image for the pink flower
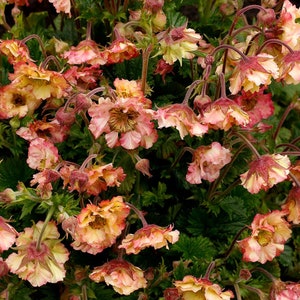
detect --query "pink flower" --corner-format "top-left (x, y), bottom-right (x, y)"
top-left (63, 196), bottom-right (130, 254)
top-left (238, 210), bottom-right (292, 264)
top-left (155, 103), bottom-right (208, 139)
top-left (59, 163), bottom-right (126, 195)
top-left (30, 169), bottom-right (61, 198)
top-left (154, 59), bottom-right (174, 82)
top-left (89, 259), bottom-right (147, 295)
top-left (0, 217), bottom-right (18, 252)
top-left (233, 87), bottom-right (274, 128)
top-left (277, 0), bottom-right (300, 52)
top-left (102, 38), bottom-right (140, 65)
top-left (278, 51), bottom-right (300, 84)
top-left (48, 0), bottom-right (71, 17)
top-left (62, 40), bottom-right (104, 65)
top-left (6, 221), bottom-right (69, 287)
top-left (186, 142), bottom-right (232, 184)
top-left (240, 154), bottom-right (291, 194)
top-left (229, 54), bottom-right (279, 95)
top-left (119, 224), bottom-right (179, 254)
top-left (174, 275), bottom-right (234, 300)
top-left (26, 138), bottom-right (59, 171)
top-left (88, 97), bottom-right (157, 150)
top-left (17, 119), bottom-right (69, 143)
top-left (202, 98), bottom-right (249, 131)
top-left (281, 186), bottom-right (300, 224)
top-left (270, 280), bottom-right (300, 300)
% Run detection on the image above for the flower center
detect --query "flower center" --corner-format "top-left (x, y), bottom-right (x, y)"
top-left (108, 107), bottom-right (139, 133)
top-left (12, 94), bottom-right (26, 106)
top-left (256, 230), bottom-right (272, 247)
top-left (90, 215), bottom-right (106, 229)
top-left (27, 242), bottom-right (49, 260)
top-left (241, 97), bottom-right (257, 111)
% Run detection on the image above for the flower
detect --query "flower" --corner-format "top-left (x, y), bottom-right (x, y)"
top-left (88, 94), bottom-right (157, 150)
top-left (63, 196), bottom-right (130, 254)
top-left (119, 224), bottom-right (179, 254)
top-left (154, 59), bottom-right (174, 83)
top-left (6, 221), bottom-right (69, 287)
top-left (30, 169), bottom-right (61, 198)
top-left (9, 61), bottom-right (69, 100)
top-left (155, 103), bottom-right (208, 139)
top-left (156, 24), bottom-right (202, 65)
top-left (238, 210), bottom-right (292, 264)
top-left (102, 38), bottom-right (140, 64)
top-left (277, 51), bottom-right (300, 84)
top-left (186, 142), bottom-right (232, 184)
top-left (48, 0), bottom-right (71, 17)
top-left (62, 40), bottom-right (103, 65)
top-left (0, 82), bottom-right (42, 119)
top-left (233, 87), bottom-right (274, 128)
top-left (0, 39), bottom-right (31, 64)
top-left (26, 138), bottom-right (59, 171)
top-left (59, 163), bottom-right (126, 195)
top-left (89, 259), bottom-right (147, 295)
top-left (229, 54), bottom-right (279, 95)
top-left (202, 97), bottom-right (249, 131)
top-left (240, 154), bottom-right (291, 194)
top-left (0, 216), bottom-right (18, 252)
top-left (281, 186), bottom-right (300, 224)
top-left (277, 0), bottom-right (300, 53)
top-left (174, 275), bottom-right (234, 300)
top-left (270, 280), bottom-right (300, 300)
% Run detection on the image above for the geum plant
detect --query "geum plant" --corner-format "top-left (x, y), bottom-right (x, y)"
top-left (0, 0), bottom-right (299, 299)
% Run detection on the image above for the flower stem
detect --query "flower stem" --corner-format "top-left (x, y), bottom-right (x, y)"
top-left (234, 283), bottom-right (242, 300)
top-left (182, 79), bottom-right (202, 105)
top-left (204, 261), bottom-right (216, 280)
top-left (21, 34), bottom-right (47, 58)
top-left (222, 225), bottom-right (248, 260)
top-left (256, 38), bottom-right (294, 55)
top-left (141, 45), bottom-right (152, 94)
top-left (234, 131), bottom-right (261, 159)
top-left (36, 205), bottom-right (55, 251)
top-left (125, 202), bottom-right (148, 227)
top-left (273, 102), bottom-right (295, 140)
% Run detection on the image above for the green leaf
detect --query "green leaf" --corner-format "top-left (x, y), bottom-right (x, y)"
top-left (172, 234), bottom-right (217, 260)
top-left (141, 182), bottom-right (172, 207)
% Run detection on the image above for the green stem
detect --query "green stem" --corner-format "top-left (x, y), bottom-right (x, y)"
top-left (36, 205), bottom-right (55, 251)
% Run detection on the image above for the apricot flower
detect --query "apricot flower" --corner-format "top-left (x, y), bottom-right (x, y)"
top-left (238, 210), bottom-right (292, 264)
top-left (119, 224), bottom-right (180, 254)
top-left (240, 154), bottom-right (291, 194)
top-left (6, 221), bottom-right (69, 287)
top-left (89, 259), bottom-right (147, 295)
top-left (63, 196), bottom-right (130, 254)
top-left (174, 275), bottom-right (234, 300)
top-left (186, 142), bottom-right (232, 184)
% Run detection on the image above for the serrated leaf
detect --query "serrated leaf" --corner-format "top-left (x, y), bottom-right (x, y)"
top-left (20, 200), bottom-right (38, 219)
top-left (172, 234), bottom-right (217, 260)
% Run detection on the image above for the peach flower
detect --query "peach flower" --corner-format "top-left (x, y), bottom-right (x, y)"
top-left (89, 259), bottom-right (147, 295)
top-left (119, 224), bottom-right (179, 254)
top-left (238, 210), bottom-right (292, 264)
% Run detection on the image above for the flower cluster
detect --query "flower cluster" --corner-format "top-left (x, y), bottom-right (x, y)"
top-left (0, 0), bottom-right (300, 299)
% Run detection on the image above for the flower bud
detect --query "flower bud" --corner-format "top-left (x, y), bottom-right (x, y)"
top-left (55, 107), bottom-right (76, 126)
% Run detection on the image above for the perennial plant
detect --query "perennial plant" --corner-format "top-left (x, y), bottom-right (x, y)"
top-left (0, 0), bottom-right (299, 299)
